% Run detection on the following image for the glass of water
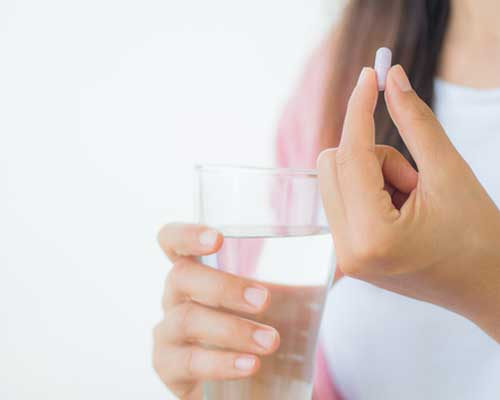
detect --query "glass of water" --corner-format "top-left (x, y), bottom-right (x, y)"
top-left (196, 165), bottom-right (335, 400)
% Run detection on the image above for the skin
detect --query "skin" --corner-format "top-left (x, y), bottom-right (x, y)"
top-left (439, 0), bottom-right (500, 88)
top-left (318, 66), bottom-right (500, 343)
top-left (154, 224), bottom-right (279, 399)
top-left (153, 1), bottom-right (500, 398)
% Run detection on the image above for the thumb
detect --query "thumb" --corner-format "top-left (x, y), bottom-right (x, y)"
top-left (384, 65), bottom-right (458, 174)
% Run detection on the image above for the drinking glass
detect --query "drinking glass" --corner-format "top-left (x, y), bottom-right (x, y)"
top-left (196, 165), bottom-right (335, 400)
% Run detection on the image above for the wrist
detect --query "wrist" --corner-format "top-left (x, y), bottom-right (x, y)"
top-left (462, 221), bottom-right (500, 343)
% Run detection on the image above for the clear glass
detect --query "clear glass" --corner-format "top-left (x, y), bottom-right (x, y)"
top-left (196, 164), bottom-right (335, 400)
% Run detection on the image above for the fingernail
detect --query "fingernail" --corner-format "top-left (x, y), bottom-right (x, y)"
top-left (391, 65), bottom-right (412, 92)
top-left (235, 356), bottom-right (256, 371)
top-left (253, 329), bottom-right (276, 349)
top-left (244, 287), bottom-right (268, 309)
top-left (199, 229), bottom-right (218, 247)
top-left (356, 67), bottom-right (370, 87)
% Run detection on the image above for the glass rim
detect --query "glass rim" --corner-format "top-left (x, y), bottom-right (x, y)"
top-left (195, 164), bottom-right (318, 177)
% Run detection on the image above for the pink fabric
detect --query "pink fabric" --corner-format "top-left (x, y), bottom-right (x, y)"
top-left (276, 44), bottom-right (331, 170)
top-left (313, 343), bottom-right (342, 400)
top-left (276, 44), bottom-right (342, 400)
top-left (216, 238), bottom-right (263, 278)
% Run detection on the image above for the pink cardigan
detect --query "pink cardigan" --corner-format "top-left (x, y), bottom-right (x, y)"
top-left (275, 45), bottom-right (342, 400)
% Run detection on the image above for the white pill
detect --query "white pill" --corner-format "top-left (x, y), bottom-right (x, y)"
top-left (374, 47), bottom-right (392, 91)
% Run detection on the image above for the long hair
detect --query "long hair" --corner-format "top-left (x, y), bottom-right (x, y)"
top-left (320, 0), bottom-right (451, 165)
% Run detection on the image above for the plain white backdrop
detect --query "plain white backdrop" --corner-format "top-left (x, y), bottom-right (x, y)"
top-left (1, 1), bottom-right (334, 398)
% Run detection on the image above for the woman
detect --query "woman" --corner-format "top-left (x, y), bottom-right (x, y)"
top-left (153, 1), bottom-right (500, 398)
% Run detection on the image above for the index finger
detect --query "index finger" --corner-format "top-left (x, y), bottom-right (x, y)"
top-left (384, 65), bottom-right (457, 175)
top-left (336, 67), bottom-right (392, 217)
top-left (339, 67), bottom-right (378, 154)
top-left (164, 258), bottom-right (270, 313)
top-left (157, 223), bottom-right (223, 262)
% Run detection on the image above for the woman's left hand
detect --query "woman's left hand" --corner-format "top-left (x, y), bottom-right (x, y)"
top-left (318, 65), bottom-right (500, 342)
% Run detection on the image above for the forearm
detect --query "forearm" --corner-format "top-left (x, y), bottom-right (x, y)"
top-left (453, 223), bottom-right (500, 343)
top-left (465, 249), bottom-right (500, 343)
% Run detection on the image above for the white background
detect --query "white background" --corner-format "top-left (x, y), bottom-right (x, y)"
top-left (1, 1), bottom-right (334, 398)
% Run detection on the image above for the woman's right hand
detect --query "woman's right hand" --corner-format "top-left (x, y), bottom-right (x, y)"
top-left (153, 223), bottom-right (281, 399)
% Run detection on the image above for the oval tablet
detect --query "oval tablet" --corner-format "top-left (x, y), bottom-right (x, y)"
top-left (374, 47), bottom-right (392, 91)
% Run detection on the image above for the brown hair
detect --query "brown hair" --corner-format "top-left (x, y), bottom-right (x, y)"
top-left (320, 0), bottom-right (451, 166)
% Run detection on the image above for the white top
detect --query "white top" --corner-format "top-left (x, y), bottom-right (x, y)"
top-left (321, 79), bottom-right (500, 400)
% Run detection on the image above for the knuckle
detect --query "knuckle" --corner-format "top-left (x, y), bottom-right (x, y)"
top-left (175, 302), bottom-right (196, 337)
top-left (152, 348), bottom-right (163, 376)
top-left (167, 259), bottom-right (191, 289)
top-left (183, 346), bottom-right (196, 377)
top-left (354, 242), bottom-right (383, 265)
top-left (171, 384), bottom-right (196, 399)
top-left (152, 345), bottom-right (197, 397)
top-left (342, 236), bottom-right (393, 277)
top-left (153, 321), bottom-right (165, 344)
top-left (359, 235), bottom-right (391, 261)
top-left (164, 272), bottom-right (174, 296)
top-left (338, 259), bottom-right (362, 278)
top-left (152, 346), bottom-right (173, 383)
top-left (161, 308), bottom-right (185, 342)
top-left (162, 274), bottom-right (174, 304)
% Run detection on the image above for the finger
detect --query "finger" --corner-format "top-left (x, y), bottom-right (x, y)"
top-left (163, 258), bottom-right (269, 313)
top-left (337, 67), bottom-right (393, 217)
top-left (385, 65), bottom-right (458, 174)
top-left (317, 146), bottom-right (416, 227)
top-left (158, 303), bottom-right (280, 354)
top-left (376, 145), bottom-right (418, 194)
top-left (157, 223), bottom-right (223, 262)
top-left (317, 148), bottom-right (348, 248)
top-left (154, 345), bottom-right (260, 385)
top-left (340, 67), bottom-right (379, 152)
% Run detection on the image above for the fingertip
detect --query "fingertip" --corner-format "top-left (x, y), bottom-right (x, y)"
top-left (157, 223), bottom-right (224, 260)
top-left (356, 67), bottom-right (377, 87)
top-left (350, 67), bottom-right (378, 114)
top-left (388, 64), bottom-right (413, 92)
top-left (357, 67), bottom-right (378, 95)
top-left (316, 147), bottom-right (338, 170)
top-left (385, 66), bottom-right (412, 124)
top-left (385, 65), bottom-right (414, 109)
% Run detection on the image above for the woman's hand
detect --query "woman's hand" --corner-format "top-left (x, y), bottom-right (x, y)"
top-left (153, 223), bottom-right (280, 399)
top-left (318, 65), bottom-right (500, 342)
